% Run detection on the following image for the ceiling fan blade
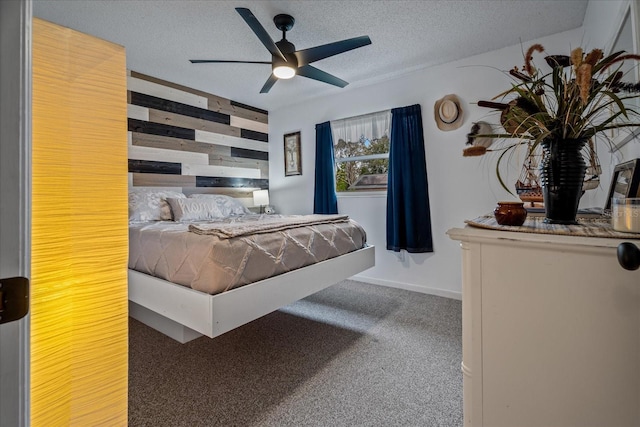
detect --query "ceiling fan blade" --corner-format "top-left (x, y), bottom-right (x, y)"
top-left (235, 7), bottom-right (286, 62)
top-left (190, 60), bottom-right (271, 64)
top-left (260, 74), bottom-right (278, 94)
top-left (294, 36), bottom-right (371, 66)
top-left (297, 65), bottom-right (348, 88)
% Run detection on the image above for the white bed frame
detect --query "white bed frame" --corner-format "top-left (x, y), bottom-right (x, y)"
top-left (128, 245), bottom-right (375, 343)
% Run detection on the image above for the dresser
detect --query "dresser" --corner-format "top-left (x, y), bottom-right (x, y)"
top-left (447, 226), bottom-right (640, 427)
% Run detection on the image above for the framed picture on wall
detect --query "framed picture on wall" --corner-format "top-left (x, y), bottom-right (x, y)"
top-left (284, 131), bottom-right (302, 176)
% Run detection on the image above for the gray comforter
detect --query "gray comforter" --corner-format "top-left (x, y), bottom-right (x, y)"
top-left (129, 214), bottom-right (367, 295)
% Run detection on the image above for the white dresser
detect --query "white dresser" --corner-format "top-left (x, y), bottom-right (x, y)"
top-left (447, 226), bottom-right (640, 427)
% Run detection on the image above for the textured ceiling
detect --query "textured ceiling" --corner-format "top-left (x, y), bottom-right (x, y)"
top-left (33, 0), bottom-right (589, 112)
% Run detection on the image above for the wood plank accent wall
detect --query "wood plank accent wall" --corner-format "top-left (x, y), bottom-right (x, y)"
top-left (127, 71), bottom-right (269, 199)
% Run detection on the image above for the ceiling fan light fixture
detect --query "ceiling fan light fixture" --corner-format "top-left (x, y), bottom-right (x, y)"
top-left (190, 8), bottom-right (372, 93)
top-left (273, 65), bottom-right (296, 79)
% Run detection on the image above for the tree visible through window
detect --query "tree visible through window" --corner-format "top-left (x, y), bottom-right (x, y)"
top-left (331, 110), bottom-right (391, 192)
top-left (335, 135), bottom-right (389, 191)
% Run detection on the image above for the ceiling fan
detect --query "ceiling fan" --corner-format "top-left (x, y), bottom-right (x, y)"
top-left (190, 7), bottom-right (372, 93)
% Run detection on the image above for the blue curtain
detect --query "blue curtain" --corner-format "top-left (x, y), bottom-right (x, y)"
top-left (386, 104), bottom-right (433, 253)
top-left (313, 121), bottom-right (338, 214)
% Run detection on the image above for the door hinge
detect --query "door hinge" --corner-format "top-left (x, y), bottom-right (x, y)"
top-left (0, 277), bottom-right (29, 324)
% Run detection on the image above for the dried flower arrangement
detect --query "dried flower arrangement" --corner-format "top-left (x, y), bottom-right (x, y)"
top-left (465, 43), bottom-right (640, 194)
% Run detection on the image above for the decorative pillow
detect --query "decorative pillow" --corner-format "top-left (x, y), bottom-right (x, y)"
top-left (187, 194), bottom-right (251, 216)
top-left (128, 190), bottom-right (186, 222)
top-left (167, 196), bottom-right (249, 222)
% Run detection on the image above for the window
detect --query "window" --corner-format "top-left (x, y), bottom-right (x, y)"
top-left (331, 110), bottom-right (391, 192)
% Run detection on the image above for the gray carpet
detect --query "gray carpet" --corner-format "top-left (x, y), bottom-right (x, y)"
top-left (128, 280), bottom-right (462, 427)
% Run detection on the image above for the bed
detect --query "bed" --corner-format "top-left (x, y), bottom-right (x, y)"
top-left (127, 190), bottom-right (375, 343)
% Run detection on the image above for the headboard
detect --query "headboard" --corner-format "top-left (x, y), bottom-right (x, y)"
top-left (127, 70), bottom-right (268, 207)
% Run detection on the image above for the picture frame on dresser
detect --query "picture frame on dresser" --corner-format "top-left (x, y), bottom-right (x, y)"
top-left (605, 158), bottom-right (640, 210)
top-left (284, 131), bottom-right (302, 176)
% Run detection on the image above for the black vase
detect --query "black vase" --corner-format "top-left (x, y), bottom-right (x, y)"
top-left (539, 138), bottom-right (587, 224)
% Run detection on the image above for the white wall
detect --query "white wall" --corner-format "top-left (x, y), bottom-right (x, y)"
top-left (584, 0), bottom-right (640, 207)
top-left (583, 0), bottom-right (628, 49)
top-left (268, 10), bottom-right (636, 299)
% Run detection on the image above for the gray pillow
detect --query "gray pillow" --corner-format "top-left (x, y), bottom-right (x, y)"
top-left (128, 190), bottom-right (186, 221)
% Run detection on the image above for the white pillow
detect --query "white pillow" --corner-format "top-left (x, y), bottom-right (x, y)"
top-left (167, 196), bottom-right (249, 222)
top-left (128, 190), bottom-right (186, 221)
top-left (187, 194), bottom-right (251, 216)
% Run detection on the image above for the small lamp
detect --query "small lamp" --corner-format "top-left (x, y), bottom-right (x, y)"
top-left (253, 190), bottom-right (270, 214)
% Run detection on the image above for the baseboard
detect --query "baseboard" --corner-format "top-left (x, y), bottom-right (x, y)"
top-left (351, 274), bottom-right (462, 300)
